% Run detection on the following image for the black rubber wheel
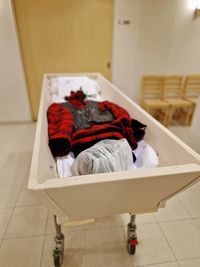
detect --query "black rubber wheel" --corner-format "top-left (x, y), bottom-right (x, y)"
top-left (127, 241), bottom-right (136, 255)
top-left (54, 254), bottom-right (61, 267)
top-left (53, 250), bottom-right (63, 267)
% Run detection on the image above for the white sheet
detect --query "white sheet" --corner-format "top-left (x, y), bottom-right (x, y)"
top-left (130, 141), bottom-right (159, 170)
top-left (56, 152), bottom-right (75, 177)
top-left (49, 76), bottom-right (103, 103)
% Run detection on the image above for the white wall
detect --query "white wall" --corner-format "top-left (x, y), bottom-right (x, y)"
top-left (0, 0), bottom-right (31, 122)
top-left (1, 0), bottom-right (200, 121)
top-left (112, 0), bottom-right (141, 99)
top-left (166, 0), bottom-right (200, 74)
top-left (112, 0), bottom-right (200, 103)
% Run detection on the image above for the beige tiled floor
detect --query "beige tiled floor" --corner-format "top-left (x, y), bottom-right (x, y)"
top-left (0, 124), bottom-right (199, 267)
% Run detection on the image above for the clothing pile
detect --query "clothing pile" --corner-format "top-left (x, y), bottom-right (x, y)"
top-left (47, 77), bottom-right (159, 177)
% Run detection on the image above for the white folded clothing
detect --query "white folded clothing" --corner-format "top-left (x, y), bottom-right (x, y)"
top-left (56, 152), bottom-right (75, 177)
top-left (129, 141), bottom-right (159, 169)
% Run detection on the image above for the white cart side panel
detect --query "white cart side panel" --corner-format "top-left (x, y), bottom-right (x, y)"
top-left (97, 75), bottom-right (200, 166)
top-left (30, 75), bottom-right (58, 184)
top-left (30, 164), bottom-right (200, 221)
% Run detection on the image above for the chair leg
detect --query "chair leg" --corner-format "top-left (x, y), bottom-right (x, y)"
top-left (166, 106), bottom-right (173, 127)
top-left (185, 104), bottom-right (195, 126)
top-left (163, 107), bottom-right (169, 127)
top-left (184, 105), bottom-right (193, 126)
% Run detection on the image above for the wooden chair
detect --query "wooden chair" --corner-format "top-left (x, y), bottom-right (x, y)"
top-left (183, 74), bottom-right (200, 124)
top-left (162, 75), bottom-right (193, 126)
top-left (140, 75), bottom-right (169, 126)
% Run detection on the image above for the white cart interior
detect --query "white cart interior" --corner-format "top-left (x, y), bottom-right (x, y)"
top-left (28, 73), bottom-right (200, 223)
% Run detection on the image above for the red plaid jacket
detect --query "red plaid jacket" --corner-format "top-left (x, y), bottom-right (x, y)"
top-left (47, 100), bottom-right (146, 157)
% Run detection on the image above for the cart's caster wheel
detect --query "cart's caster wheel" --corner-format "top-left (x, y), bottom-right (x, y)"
top-left (53, 233), bottom-right (64, 267)
top-left (127, 243), bottom-right (136, 255)
top-left (127, 239), bottom-right (138, 255)
top-left (53, 248), bottom-right (63, 267)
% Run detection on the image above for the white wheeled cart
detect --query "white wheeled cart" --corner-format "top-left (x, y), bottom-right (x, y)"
top-left (28, 73), bottom-right (200, 267)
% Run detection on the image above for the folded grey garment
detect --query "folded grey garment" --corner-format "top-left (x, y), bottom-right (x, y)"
top-left (71, 138), bottom-right (133, 176)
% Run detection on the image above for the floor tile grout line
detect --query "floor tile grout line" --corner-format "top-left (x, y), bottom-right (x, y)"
top-left (0, 202), bottom-right (42, 210)
top-left (0, 126), bottom-right (29, 169)
top-left (39, 209), bottom-right (49, 267)
top-left (177, 193), bottom-right (200, 225)
top-left (177, 193), bottom-right (199, 218)
top-left (156, 219), bottom-right (179, 263)
top-left (1, 233), bottom-right (46, 241)
top-left (85, 223), bottom-right (124, 231)
top-left (136, 259), bottom-right (180, 267)
top-left (1, 182), bottom-right (24, 241)
top-left (177, 260), bottom-right (181, 267)
top-left (178, 256), bottom-right (200, 264)
top-left (0, 208), bottom-right (13, 240)
top-left (82, 225), bottom-right (89, 267)
top-left (14, 203), bottom-right (43, 208)
top-left (157, 217), bottom-right (200, 264)
top-left (155, 217), bottom-right (196, 224)
top-left (84, 223), bottom-right (133, 267)
top-left (175, 194), bottom-right (193, 219)
top-left (158, 215), bottom-right (200, 223)
top-left (155, 191), bottom-right (200, 224)
top-left (0, 125), bottom-right (33, 245)
top-left (85, 224), bottom-right (126, 233)
top-left (192, 216), bottom-right (200, 231)
top-left (1, 202), bottom-right (47, 241)
top-left (129, 219), bottom-right (179, 267)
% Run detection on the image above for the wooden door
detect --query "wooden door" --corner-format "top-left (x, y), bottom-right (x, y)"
top-left (13, 0), bottom-right (113, 120)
